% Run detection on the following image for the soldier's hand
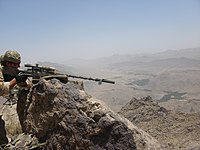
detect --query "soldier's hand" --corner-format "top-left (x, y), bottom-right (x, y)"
top-left (15, 73), bottom-right (28, 83)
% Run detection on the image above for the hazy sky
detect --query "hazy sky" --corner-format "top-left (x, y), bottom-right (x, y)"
top-left (0, 0), bottom-right (200, 63)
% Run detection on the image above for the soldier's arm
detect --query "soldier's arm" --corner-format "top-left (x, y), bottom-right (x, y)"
top-left (0, 78), bottom-right (17, 96)
top-left (9, 78), bottom-right (17, 89)
top-left (0, 68), bottom-right (17, 96)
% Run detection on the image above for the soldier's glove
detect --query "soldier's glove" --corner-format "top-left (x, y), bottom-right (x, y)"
top-left (15, 73), bottom-right (28, 83)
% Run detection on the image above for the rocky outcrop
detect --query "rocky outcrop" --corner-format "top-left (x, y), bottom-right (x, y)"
top-left (6, 79), bottom-right (161, 150)
top-left (119, 96), bottom-right (168, 123)
top-left (0, 96), bottom-right (21, 147)
top-left (1, 104), bottom-right (22, 138)
top-left (0, 115), bottom-right (8, 146)
top-left (119, 96), bottom-right (200, 150)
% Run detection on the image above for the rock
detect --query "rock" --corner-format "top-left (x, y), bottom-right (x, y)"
top-left (1, 104), bottom-right (22, 138)
top-left (119, 96), bottom-right (168, 123)
top-left (0, 115), bottom-right (8, 146)
top-left (3, 133), bottom-right (45, 150)
top-left (0, 96), bottom-right (21, 147)
top-left (13, 79), bottom-right (161, 150)
top-left (119, 96), bottom-right (200, 150)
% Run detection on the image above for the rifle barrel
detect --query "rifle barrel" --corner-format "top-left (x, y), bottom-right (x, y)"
top-left (68, 75), bottom-right (115, 84)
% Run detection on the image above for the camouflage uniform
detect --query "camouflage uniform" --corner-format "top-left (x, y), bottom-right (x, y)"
top-left (0, 50), bottom-right (21, 146)
top-left (0, 50), bottom-right (30, 96)
top-left (0, 50), bottom-right (21, 96)
top-left (0, 65), bottom-right (10, 96)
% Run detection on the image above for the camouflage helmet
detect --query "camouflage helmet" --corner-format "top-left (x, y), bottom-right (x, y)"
top-left (3, 50), bottom-right (21, 63)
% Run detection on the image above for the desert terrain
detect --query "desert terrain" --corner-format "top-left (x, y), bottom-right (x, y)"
top-left (59, 47), bottom-right (200, 113)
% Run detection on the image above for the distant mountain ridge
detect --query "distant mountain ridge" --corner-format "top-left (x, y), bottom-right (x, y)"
top-left (153, 47), bottom-right (200, 59)
top-left (98, 47), bottom-right (200, 66)
top-left (54, 47), bottom-right (200, 69)
top-left (96, 47), bottom-right (200, 74)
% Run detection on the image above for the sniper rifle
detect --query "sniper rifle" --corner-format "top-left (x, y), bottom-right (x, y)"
top-left (19, 64), bottom-right (115, 85)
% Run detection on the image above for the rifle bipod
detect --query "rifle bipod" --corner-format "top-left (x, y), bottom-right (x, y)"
top-left (3, 90), bottom-right (18, 108)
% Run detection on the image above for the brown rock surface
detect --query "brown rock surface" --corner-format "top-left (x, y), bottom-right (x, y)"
top-left (119, 96), bottom-right (200, 150)
top-left (0, 115), bottom-right (8, 146)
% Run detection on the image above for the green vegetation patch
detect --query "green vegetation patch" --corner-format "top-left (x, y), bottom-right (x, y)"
top-left (132, 79), bottom-right (150, 86)
top-left (160, 91), bottom-right (187, 102)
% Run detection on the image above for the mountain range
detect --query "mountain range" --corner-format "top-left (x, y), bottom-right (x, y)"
top-left (33, 47), bottom-right (200, 112)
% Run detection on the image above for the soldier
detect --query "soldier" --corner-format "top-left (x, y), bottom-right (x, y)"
top-left (0, 50), bottom-right (30, 146)
top-left (0, 50), bottom-right (29, 96)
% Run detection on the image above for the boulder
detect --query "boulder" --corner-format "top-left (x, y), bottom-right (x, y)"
top-left (119, 96), bottom-right (200, 150)
top-left (6, 79), bottom-right (161, 149)
top-left (0, 115), bottom-right (8, 146)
